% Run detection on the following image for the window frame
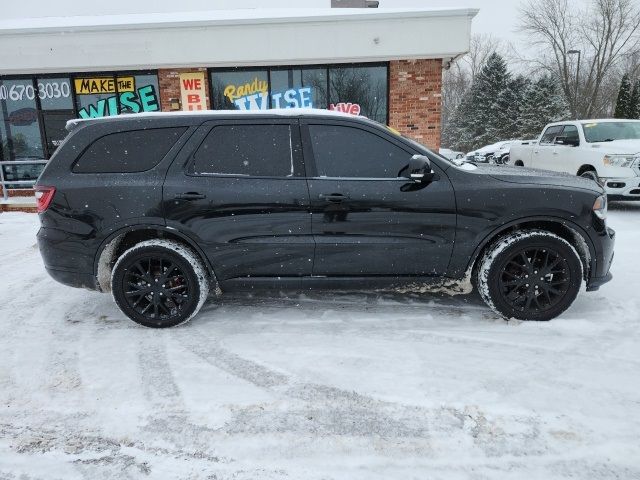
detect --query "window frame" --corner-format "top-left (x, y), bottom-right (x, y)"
top-left (300, 119), bottom-right (417, 181)
top-left (185, 118), bottom-right (305, 179)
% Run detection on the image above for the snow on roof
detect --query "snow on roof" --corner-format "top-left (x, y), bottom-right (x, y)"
top-left (65, 108), bottom-right (362, 130)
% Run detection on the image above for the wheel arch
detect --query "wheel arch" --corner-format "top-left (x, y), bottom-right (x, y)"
top-left (466, 216), bottom-right (595, 283)
top-left (577, 164), bottom-right (597, 176)
top-left (94, 225), bottom-right (214, 292)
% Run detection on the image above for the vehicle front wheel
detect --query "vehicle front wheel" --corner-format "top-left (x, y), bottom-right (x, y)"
top-left (580, 170), bottom-right (599, 183)
top-left (111, 240), bottom-right (210, 328)
top-left (477, 230), bottom-right (583, 321)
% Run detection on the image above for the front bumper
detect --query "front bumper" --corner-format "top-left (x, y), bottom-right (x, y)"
top-left (586, 226), bottom-right (615, 291)
top-left (601, 177), bottom-right (640, 200)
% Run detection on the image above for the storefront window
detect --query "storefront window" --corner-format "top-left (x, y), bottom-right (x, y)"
top-left (0, 78), bottom-right (44, 160)
top-left (270, 67), bottom-right (327, 110)
top-left (211, 70), bottom-right (269, 110)
top-left (329, 65), bottom-right (387, 123)
top-left (74, 73), bottom-right (160, 118)
top-left (209, 64), bottom-right (387, 122)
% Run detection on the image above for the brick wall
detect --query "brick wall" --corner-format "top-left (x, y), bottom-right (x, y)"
top-left (388, 59), bottom-right (442, 150)
top-left (158, 68), bottom-right (211, 111)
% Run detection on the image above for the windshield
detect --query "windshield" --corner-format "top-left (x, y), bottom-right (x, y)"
top-left (582, 121), bottom-right (640, 143)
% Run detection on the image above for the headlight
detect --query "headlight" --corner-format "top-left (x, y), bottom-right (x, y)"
top-left (603, 154), bottom-right (639, 168)
top-left (593, 195), bottom-right (607, 220)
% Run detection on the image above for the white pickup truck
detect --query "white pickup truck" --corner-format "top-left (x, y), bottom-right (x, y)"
top-left (509, 119), bottom-right (640, 200)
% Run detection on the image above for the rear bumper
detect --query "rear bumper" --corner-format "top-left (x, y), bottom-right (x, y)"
top-left (37, 226), bottom-right (99, 290)
top-left (45, 267), bottom-right (98, 290)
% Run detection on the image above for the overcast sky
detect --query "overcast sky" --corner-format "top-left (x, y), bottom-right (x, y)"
top-left (383, 0), bottom-right (524, 46)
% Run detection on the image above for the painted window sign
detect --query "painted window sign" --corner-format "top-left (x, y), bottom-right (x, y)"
top-left (223, 77), bottom-right (313, 110)
top-left (179, 72), bottom-right (208, 111)
top-left (74, 76), bottom-right (135, 95)
top-left (210, 65), bottom-right (387, 123)
top-left (74, 74), bottom-right (160, 119)
top-left (329, 103), bottom-right (361, 115)
top-left (0, 79), bottom-right (72, 106)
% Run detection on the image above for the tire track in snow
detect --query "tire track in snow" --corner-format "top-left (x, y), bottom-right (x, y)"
top-left (175, 333), bottom-right (550, 460)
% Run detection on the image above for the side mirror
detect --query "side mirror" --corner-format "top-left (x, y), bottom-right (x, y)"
top-left (403, 154), bottom-right (437, 183)
top-left (555, 136), bottom-right (579, 147)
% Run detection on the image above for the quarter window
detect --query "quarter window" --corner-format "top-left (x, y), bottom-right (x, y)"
top-left (191, 125), bottom-right (294, 177)
top-left (309, 124), bottom-right (411, 178)
top-left (73, 127), bottom-right (186, 173)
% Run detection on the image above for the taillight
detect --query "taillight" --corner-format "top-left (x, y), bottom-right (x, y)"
top-left (34, 186), bottom-right (56, 213)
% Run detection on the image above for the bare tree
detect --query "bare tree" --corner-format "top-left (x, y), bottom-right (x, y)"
top-left (519, 0), bottom-right (640, 118)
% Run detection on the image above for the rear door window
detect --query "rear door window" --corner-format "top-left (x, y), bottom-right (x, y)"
top-left (191, 124), bottom-right (293, 177)
top-left (308, 124), bottom-right (411, 178)
top-left (73, 127), bottom-right (186, 173)
top-left (561, 125), bottom-right (579, 144)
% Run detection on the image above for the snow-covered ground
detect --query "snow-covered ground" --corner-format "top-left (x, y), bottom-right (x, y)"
top-left (1, 206), bottom-right (639, 480)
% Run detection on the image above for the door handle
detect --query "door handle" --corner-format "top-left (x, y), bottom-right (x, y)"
top-left (319, 193), bottom-right (349, 203)
top-left (553, 151), bottom-right (559, 155)
top-left (533, 150), bottom-right (539, 154)
top-left (174, 192), bottom-right (206, 200)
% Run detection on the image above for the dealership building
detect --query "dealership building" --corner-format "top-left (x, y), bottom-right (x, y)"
top-left (0, 0), bottom-right (476, 205)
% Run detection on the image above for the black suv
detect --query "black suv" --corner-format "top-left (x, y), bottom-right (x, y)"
top-left (35, 110), bottom-right (615, 328)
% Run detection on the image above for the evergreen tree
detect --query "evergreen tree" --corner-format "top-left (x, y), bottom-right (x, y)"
top-left (614, 74), bottom-right (632, 118)
top-left (442, 56), bottom-right (570, 151)
top-left (519, 76), bottom-right (570, 138)
top-left (630, 79), bottom-right (640, 119)
top-left (443, 53), bottom-right (523, 151)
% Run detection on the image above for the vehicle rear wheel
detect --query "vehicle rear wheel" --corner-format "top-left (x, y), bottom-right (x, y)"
top-left (477, 230), bottom-right (583, 321)
top-left (111, 240), bottom-right (210, 328)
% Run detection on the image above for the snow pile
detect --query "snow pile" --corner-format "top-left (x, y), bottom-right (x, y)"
top-left (1, 206), bottom-right (639, 479)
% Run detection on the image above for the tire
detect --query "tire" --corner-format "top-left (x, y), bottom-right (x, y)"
top-left (514, 160), bottom-right (524, 167)
top-left (476, 230), bottom-right (583, 321)
top-left (111, 240), bottom-right (210, 328)
top-left (580, 170), bottom-right (599, 183)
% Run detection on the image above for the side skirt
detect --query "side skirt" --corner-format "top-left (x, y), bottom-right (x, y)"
top-left (219, 275), bottom-right (472, 295)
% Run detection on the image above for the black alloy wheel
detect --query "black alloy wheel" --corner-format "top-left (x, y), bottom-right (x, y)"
top-left (111, 240), bottom-right (208, 328)
top-left (477, 231), bottom-right (583, 321)
top-left (497, 247), bottom-right (570, 314)
top-left (123, 256), bottom-right (191, 320)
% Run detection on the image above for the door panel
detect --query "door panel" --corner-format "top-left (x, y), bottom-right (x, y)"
top-left (308, 176), bottom-right (456, 276)
top-left (163, 119), bottom-right (313, 280)
top-left (302, 120), bottom-right (456, 277)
